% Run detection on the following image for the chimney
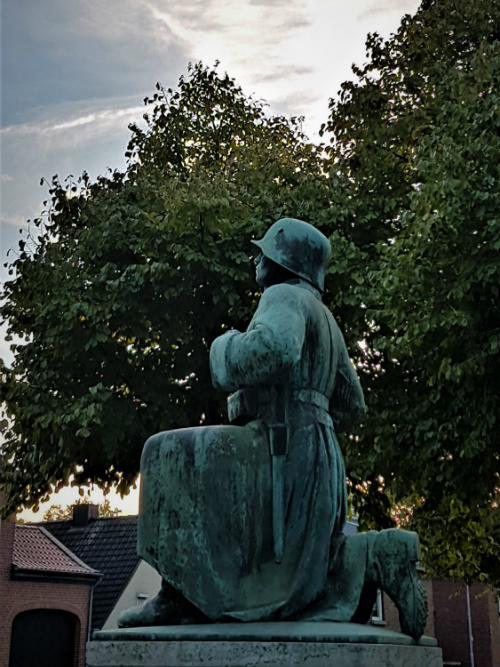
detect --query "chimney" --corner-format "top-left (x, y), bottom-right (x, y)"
top-left (72, 503), bottom-right (99, 527)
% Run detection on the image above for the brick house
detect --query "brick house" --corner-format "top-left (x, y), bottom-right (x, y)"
top-left (0, 513), bottom-right (101, 667)
top-left (1, 503), bottom-right (160, 667)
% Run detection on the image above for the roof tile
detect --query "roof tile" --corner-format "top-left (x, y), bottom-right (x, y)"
top-left (13, 525), bottom-right (98, 575)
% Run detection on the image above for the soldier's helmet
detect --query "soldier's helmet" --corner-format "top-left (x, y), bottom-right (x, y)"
top-left (251, 218), bottom-right (331, 292)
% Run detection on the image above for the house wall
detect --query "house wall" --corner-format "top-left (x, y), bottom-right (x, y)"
top-left (0, 517), bottom-right (92, 667)
top-left (468, 582), bottom-right (497, 667)
top-left (431, 580), bottom-right (499, 667)
top-left (383, 578), bottom-right (499, 667)
top-left (489, 590), bottom-right (500, 667)
top-left (101, 559), bottom-right (162, 630)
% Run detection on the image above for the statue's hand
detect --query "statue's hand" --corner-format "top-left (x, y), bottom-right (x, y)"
top-left (210, 330), bottom-right (240, 392)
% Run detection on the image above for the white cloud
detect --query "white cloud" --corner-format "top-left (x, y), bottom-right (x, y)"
top-left (357, 0), bottom-right (419, 21)
top-left (1, 174), bottom-right (13, 183)
top-left (141, 0), bottom-right (420, 138)
top-left (0, 213), bottom-right (27, 228)
top-left (0, 98), bottom-right (148, 282)
top-left (2, 0), bottom-right (189, 128)
top-left (148, 0), bottom-right (311, 75)
top-left (1, 103), bottom-right (144, 148)
top-left (70, 0), bottom-right (196, 53)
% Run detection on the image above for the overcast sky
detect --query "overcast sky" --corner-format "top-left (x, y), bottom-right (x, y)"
top-left (1, 0), bottom-right (420, 515)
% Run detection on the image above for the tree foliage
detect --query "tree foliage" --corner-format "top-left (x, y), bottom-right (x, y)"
top-left (323, 0), bottom-right (500, 585)
top-left (0, 63), bottom-right (328, 516)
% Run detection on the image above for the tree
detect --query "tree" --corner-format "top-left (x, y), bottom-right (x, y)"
top-left (0, 63), bottom-right (329, 518)
top-left (2, 2), bottom-right (500, 588)
top-left (322, 0), bottom-right (500, 585)
top-left (41, 498), bottom-right (121, 522)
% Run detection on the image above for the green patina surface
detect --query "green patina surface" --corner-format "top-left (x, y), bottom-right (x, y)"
top-left (94, 622), bottom-right (437, 646)
top-left (119, 219), bottom-right (427, 641)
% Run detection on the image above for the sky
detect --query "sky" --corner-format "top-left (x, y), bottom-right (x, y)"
top-left (0, 0), bottom-right (421, 517)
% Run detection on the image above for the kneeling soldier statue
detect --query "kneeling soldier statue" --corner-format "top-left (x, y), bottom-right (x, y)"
top-left (119, 218), bottom-right (427, 640)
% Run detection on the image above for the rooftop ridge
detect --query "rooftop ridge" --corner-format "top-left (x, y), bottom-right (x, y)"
top-left (36, 525), bottom-right (100, 574)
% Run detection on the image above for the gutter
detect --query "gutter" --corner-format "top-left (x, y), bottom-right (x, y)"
top-left (11, 565), bottom-right (102, 585)
top-left (88, 577), bottom-right (100, 641)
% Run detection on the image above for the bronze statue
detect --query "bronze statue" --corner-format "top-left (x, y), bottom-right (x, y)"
top-left (118, 218), bottom-right (427, 639)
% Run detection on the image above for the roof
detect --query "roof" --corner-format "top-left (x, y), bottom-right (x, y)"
top-left (41, 515), bottom-right (140, 630)
top-left (13, 524), bottom-right (99, 578)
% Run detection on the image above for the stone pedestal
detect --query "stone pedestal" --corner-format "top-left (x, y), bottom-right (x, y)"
top-left (87, 622), bottom-right (443, 667)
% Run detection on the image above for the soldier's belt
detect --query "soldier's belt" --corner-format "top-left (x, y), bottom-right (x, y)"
top-left (290, 388), bottom-right (329, 412)
top-left (227, 387), bottom-right (329, 424)
top-left (227, 386), bottom-right (330, 565)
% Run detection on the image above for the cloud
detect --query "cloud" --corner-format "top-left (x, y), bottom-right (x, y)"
top-left (147, 0), bottom-right (223, 38)
top-left (1, 103), bottom-right (144, 149)
top-left (0, 214), bottom-right (27, 228)
top-left (270, 88), bottom-right (321, 120)
top-left (1, 174), bottom-right (13, 183)
top-left (0, 98), bottom-right (146, 187)
top-left (258, 65), bottom-right (314, 84)
top-left (357, 0), bottom-right (419, 22)
top-left (0, 97), bottom-right (149, 282)
top-left (249, 0), bottom-right (290, 5)
top-left (75, 0), bottom-right (176, 43)
top-left (2, 0), bottom-right (313, 128)
top-left (148, 0), bottom-right (312, 82)
top-left (1, 0), bottom-right (189, 127)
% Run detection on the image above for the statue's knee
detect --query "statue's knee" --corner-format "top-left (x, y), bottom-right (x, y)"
top-left (141, 433), bottom-right (162, 469)
top-left (141, 428), bottom-right (200, 470)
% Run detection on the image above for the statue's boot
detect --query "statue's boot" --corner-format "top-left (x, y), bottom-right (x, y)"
top-left (366, 529), bottom-right (427, 640)
top-left (117, 579), bottom-right (209, 628)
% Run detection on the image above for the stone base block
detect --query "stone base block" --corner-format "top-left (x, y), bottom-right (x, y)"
top-left (87, 622), bottom-right (442, 667)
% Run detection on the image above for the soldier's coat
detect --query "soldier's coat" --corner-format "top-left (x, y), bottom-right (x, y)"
top-left (138, 279), bottom-right (366, 621)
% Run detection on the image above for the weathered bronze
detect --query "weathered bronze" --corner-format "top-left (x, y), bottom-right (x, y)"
top-left (118, 218), bottom-right (427, 639)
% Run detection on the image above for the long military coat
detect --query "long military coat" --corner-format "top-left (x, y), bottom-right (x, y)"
top-left (138, 278), bottom-right (365, 621)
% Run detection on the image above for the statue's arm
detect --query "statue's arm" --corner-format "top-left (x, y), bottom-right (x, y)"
top-left (329, 341), bottom-right (366, 433)
top-left (210, 284), bottom-right (306, 392)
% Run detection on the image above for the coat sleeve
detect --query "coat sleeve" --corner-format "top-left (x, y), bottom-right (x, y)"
top-left (329, 337), bottom-right (366, 433)
top-left (210, 284), bottom-right (306, 392)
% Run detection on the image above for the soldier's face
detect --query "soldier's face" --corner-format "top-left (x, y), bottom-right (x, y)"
top-left (254, 253), bottom-right (270, 287)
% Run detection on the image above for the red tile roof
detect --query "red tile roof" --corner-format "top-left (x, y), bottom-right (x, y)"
top-left (13, 524), bottom-right (99, 576)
